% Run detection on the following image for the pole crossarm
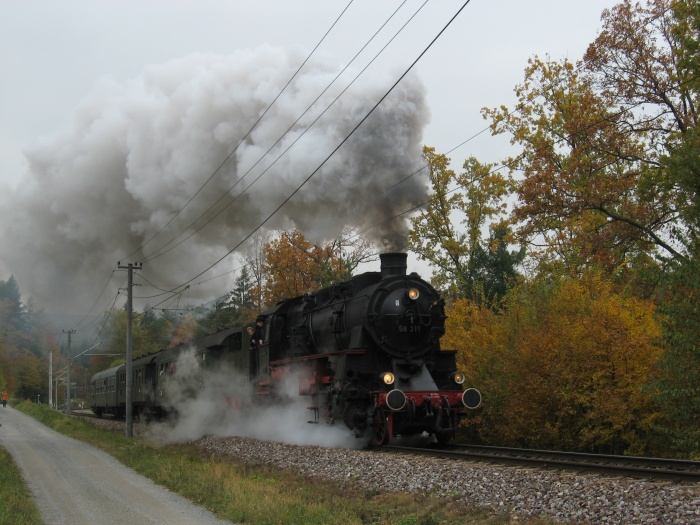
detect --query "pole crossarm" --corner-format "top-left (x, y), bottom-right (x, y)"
top-left (73, 341), bottom-right (103, 360)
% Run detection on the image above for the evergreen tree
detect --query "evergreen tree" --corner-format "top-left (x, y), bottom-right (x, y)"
top-left (0, 276), bottom-right (49, 397)
top-left (0, 275), bottom-right (24, 335)
top-left (471, 227), bottom-right (526, 308)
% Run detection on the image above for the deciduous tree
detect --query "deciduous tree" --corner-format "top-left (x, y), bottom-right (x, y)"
top-left (584, 0), bottom-right (697, 142)
top-left (484, 57), bottom-right (682, 273)
top-left (262, 228), bottom-right (373, 306)
top-left (455, 275), bottom-right (664, 455)
top-left (409, 147), bottom-right (520, 306)
top-left (581, 0), bottom-right (700, 457)
top-left (584, 0), bottom-right (698, 252)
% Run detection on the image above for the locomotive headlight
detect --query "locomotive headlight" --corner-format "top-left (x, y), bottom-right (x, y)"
top-left (407, 288), bottom-right (420, 301)
top-left (381, 372), bottom-right (395, 385)
top-left (452, 372), bottom-right (466, 385)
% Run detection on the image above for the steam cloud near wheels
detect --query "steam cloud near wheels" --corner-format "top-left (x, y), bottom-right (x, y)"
top-left (157, 348), bottom-right (364, 449)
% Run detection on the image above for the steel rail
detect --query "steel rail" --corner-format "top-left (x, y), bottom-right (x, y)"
top-left (380, 444), bottom-right (700, 483)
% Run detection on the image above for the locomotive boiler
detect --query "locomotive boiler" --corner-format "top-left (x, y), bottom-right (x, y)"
top-left (255, 252), bottom-right (481, 445)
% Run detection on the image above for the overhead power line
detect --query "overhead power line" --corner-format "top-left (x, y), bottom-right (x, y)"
top-left (126, 0), bottom-right (357, 262)
top-left (168, 0), bottom-right (475, 290)
top-left (140, 0), bottom-right (418, 263)
top-left (69, 1), bottom-right (359, 330)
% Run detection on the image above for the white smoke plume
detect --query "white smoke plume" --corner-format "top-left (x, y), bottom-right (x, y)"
top-left (155, 348), bottom-right (365, 449)
top-left (0, 46), bottom-right (430, 315)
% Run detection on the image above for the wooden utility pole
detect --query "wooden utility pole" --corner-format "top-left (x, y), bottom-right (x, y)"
top-left (62, 330), bottom-right (75, 414)
top-left (48, 347), bottom-right (53, 408)
top-left (118, 261), bottom-right (142, 437)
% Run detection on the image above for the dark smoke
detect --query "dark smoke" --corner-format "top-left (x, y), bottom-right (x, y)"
top-left (0, 47), bottom-right (430, 314)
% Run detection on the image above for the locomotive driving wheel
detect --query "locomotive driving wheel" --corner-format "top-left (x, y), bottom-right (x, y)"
top-left (371, 407), bottom-right (390, 447)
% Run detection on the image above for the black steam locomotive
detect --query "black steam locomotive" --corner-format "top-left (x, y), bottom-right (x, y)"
top-left (91, 253), bottom-right (481, 446)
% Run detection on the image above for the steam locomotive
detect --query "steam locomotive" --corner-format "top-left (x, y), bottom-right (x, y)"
top-left (90, 252), bottom-right (481, 446)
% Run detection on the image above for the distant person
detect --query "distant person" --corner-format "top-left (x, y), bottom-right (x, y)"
top-left (247, 326), bottom-right (258, 377)
top-left (253, 316), bottom-right (265, 346)
top-left (1, 390), bottom-right (8, 408)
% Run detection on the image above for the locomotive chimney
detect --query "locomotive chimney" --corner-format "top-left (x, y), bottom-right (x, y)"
top-left (380, 252), bottom-right (407, 278)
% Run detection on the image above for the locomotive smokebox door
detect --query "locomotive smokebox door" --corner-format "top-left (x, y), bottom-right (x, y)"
top-left (366, 256), bottom-right (445, 360)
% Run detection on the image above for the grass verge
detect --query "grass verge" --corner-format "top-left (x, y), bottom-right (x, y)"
top-left (14, 403), bottom-right (562, 525)
top-left (0, 442), bottom-right (43, 525)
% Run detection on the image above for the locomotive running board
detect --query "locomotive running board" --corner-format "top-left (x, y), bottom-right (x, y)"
top-left (270, 349), bottom-right (366, 366)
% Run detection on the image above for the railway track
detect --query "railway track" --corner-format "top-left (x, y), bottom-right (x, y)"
top-left (69, 410), bottom-right (100, 419)
top-left (381, 443), bottom-right (700, 483)
top-left (71, 410), bottom-right (700, 482)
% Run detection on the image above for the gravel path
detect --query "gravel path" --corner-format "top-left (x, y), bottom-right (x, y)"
top-left (0, 407), bottom-right (235, 525)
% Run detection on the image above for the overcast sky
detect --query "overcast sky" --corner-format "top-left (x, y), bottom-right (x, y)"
top-left (0, 0), bottom-right (619, 319)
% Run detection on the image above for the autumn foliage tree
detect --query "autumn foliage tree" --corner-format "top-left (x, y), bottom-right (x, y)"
top-left (261, 228), bottom-right (374, 307)
top-left (449, 275), bottom-right (664, 455)
top-left (484, 57), bottom-right (681, 275)
top-left (481, 0), bottom-right (699, 276)
top-left (409, 146), bottom-right (523, 306)
top-left (581, 0), bottom-right (700, 456)
top-left (584, 0), bottom-right (697, 146)
top-left (584, 0), bottom-right (698, 252)
top-left (464, 0), bottom-right (700, 457)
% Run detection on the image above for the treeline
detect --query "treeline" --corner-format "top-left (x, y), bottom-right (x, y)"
top-left (418, 0), bottom-right (700, 458)
top-left (0, 276), bottom-right (55, 401)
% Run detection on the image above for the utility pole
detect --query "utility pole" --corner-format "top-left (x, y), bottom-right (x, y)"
top-left (63, 330), bottom-right (75, 414)
top-left (48, 346), bottom-right (53, 408)
top-left (118, 261), bottom-right (142, 438)
top-left (55, 373), bottom-right (60, 409)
